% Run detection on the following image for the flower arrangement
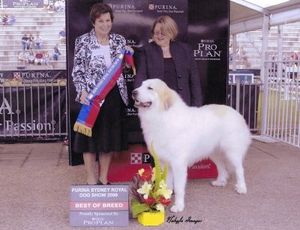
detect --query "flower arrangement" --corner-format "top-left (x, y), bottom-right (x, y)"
top-left (131, 145), bottom-right (173, 219)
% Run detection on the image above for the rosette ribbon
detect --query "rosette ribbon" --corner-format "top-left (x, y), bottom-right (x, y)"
top-left (73, 49), bottom-right (135, 137)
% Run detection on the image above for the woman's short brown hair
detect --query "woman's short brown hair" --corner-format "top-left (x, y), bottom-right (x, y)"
top-left (151, 15), bottom-right (178, 40)
top-left (90, 3), bottom-right (114, 24)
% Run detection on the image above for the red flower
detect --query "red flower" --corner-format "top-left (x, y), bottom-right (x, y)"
top-left (143, 197), bottom-right (156, 205)
top-left (159, 196), bottom-right (172, 206)
top-left (138, 166), bottom-right (153, 181)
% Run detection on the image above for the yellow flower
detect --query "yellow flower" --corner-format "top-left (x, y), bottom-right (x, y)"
top-left (156, 204), bottom-right (165, 212)
top-left (159, 180), bottom-right (167, 189)
top-left (151, 167), bottom-right (156, 182)
top-left (138, 168), bottom-right (145, 176)
top-left (137, 181), bottom-right (152, 199)
top-left (157, 180), bottom-right (173, 199)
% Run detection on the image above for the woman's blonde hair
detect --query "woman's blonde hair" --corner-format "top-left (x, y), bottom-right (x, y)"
top-left (151, 15), bottom-right (178, 40)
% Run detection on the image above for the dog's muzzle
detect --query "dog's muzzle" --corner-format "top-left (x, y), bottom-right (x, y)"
top-left (132, 89), bottom-right (152, 108)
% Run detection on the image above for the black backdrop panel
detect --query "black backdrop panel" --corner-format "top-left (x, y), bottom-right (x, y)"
top-left (67, 0), bottom-right (229, 165)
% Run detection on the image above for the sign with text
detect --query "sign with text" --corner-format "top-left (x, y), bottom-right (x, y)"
top-left (2, 0), bottom-right (44, 8)
top-left (69, 185), bottom-right (129, 227)
top-left (0, 71), bottom-right (67, 138)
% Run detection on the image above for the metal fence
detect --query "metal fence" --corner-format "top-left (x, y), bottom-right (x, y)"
top-left (1, 63), bottom-right (299, 148)
top-left (262, 60), bottom-right (300, 147)
top-left (0, 78), bottom-right (67, 140)
top-left (227, 73), bottom-right (261, 133)
top-left (228, 62), bottom-right (300, 148)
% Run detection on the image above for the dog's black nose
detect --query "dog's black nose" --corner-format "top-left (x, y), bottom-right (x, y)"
top-left (132, 89), bottom-right (138, 98)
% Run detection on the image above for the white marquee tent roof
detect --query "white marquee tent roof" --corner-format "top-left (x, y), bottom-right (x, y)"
top-left (230, 0), bottom-right (300, 34)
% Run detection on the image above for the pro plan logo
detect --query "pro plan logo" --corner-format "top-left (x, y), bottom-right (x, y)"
top-left (194, 39), bottom-right (222, 61)
top-left (130, 153), bottom-right (152, 164)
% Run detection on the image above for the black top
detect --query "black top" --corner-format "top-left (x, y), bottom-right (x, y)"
top-left (163, 58), bottom-right (178, 91)
top-left (134, 41), bottom-right (203, 107)
top-left (72, 86), bottom-right (128, 154)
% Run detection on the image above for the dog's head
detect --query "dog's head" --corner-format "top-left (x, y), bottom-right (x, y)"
top-left (132, 79), bottom-right (177, 111)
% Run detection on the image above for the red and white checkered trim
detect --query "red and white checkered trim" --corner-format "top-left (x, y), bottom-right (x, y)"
top-left (130, 152), bottom-right (142, 164)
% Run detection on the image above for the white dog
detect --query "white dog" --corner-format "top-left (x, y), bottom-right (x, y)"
top-left (132, 79), bottom-right (251, 212)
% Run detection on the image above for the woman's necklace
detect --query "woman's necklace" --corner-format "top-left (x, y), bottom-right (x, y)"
top-left (97, 36), bottom-right (109, 45)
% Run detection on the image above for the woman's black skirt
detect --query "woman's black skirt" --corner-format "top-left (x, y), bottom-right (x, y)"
top-left (72, 86), bottom-right (128, 154)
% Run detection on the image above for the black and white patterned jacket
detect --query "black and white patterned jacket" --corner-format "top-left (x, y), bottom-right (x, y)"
top-left (72, 29), bottom-right (128, 105)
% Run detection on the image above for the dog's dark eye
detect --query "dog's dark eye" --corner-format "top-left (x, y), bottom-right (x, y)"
top-left (147, 86), bottom-right (153, 90)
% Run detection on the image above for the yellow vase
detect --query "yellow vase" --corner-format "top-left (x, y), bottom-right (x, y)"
top-left (137, 211), bottom-right (165, 226)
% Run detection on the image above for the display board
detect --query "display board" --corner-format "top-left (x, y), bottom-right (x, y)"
top-left (67, 0), bottom-right (228, 180)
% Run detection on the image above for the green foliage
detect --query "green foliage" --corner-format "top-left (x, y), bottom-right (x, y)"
top-left (131, 199), bottom-right (151, 218)
top-left (130, 143), bottom-right (171, 218)
top-left (149, 143), bottom-right (168, 195)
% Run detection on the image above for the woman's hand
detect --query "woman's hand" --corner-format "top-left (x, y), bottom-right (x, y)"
top-left (80, 90), bottom-right (90, 105)
top-left (125, 45), bottom-right (134, 54)
top-left (124, 46), bottom-right (135, 69)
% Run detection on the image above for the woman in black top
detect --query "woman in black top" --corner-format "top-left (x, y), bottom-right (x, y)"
top-left (134, 15), bottom-right (203, 107)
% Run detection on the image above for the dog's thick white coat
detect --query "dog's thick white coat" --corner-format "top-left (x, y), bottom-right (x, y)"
top-left (133, 79), bottom-right (251, 212)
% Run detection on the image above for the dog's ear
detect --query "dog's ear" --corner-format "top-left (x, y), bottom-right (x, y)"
top-left (160, 86), bottom-right (176, 110)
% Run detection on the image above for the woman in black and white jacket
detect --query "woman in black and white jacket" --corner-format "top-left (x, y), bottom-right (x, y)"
top-left (72, 3), bottom-right (128, 185)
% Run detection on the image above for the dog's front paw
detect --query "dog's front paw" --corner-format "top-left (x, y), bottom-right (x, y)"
top-left (211, 179), bottom-right (227, 187)
top-left (235, 183), bottom-right (247, 194)
top-left (170, 203), bottom-right (184, 213)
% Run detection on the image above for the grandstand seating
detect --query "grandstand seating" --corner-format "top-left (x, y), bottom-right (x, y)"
top-left (0, 7), bottom-right (66, 70)
top-left (230, 21), bottom-right (300, 70)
